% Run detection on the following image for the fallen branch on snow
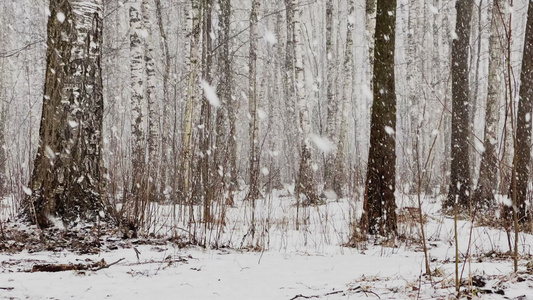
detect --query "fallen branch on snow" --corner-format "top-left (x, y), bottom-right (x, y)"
top-left (31, 258), bottom-right (125, 272)
top-left (289, 286), bottom-right (380, 300)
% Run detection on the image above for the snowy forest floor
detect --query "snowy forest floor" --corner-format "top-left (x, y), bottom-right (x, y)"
top-left (1, 192), bottom-right (533, 299)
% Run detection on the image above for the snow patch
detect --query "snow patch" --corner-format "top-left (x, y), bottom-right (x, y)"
top-left (57, 12), bottom-right (65, 23)
top-left (258, 109), bottom-right (267, 120)
top-left (264, 29), bottom-right (277, 44)
top-left (68, 120), bottom-right (78, 128)
top-left (310, 134), bottom-right (336, 154)
top-left (44, 145), bottom-right (56, 160)
top-left (261, 167), bottom-right (269, 176)
top-left (22, 186), bottom-right (32, 196)
top-left (201, 80), bottom-right (221, 107)
top-left (323, 189), bottom-right (338, 200)
top-left (384, 126), bottom-right (395, 135)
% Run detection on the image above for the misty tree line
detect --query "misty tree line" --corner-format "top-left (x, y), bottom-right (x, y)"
top-left (0, 0), bottom-right (532, 238)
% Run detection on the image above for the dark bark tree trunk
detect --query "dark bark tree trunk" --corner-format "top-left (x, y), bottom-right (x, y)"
top-left (25, 0), bottom-right (106, 228)
top-left (444, 0), bottom-right (474, 210)
top-left (361, 0), bottom-right (397, 236)
top-left (510, 0), bottom-right (533, 222)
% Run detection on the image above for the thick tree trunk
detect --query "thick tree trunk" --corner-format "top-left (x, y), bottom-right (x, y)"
top-left (247, 0), bottom-right (261, 201)
top-left (26, 0), bottom-right (106, 227)
top-left (510, 0), bottom-right (533, 222)
top-left (293, 0), bottom-right (318, 205)
top-left (474, 0), bottom-right (506, 207)
top-left (444, 0), bottom-right (473, 210)
top-left (361, 0), bottom-right (397, 236)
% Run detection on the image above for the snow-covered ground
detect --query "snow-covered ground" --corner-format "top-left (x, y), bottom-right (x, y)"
top-left (1, 192), bottom-right (532, 299)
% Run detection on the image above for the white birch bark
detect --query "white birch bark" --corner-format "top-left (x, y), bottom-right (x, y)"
top-left (365, 0), bottom-right (376, 80)
top-left (407, 0), bottom-right (421, 191)
top-left (323, 0), bottom-right (338, 191)
top-left (181, 0), bottom-right (201, 200)
top-left (283, 0), bottom-right (298, 183)
top-left (130, 0), bottom-right (146, 192)
top-left (333, 0), bottom-right (355, 198)
top-left (247, 0), bottom-right (261, 200)
top-left (154, 0), bottom-right (171, 197)
top-left (142, 0), bottom-right (159, 201)
top-left (294, 0), bottom-right (318, 204)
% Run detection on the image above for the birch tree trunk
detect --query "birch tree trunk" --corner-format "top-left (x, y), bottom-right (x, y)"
top-left (154, 0), bottom-right (171, 198)
top-left (283, 0), bottom-right (298, 183)
top-left (407, 0), bottom-right (420, 191)
top-left (247, 0), bottom-right (261, 200)
top-left (0, 61), bottom-right (6, 195)
top-left (445, 0), bottom-right (474, 210)
top-left (215, 0), bottom-right (234, 204)
top-left (499, 0), bottom-right (513, 196)
top-left (25, 0), bottom-right (106, 227)
top-left (294, 0), bottom-right (318, 205)
top-left (130, 0), bottom-right (147, 220)
top-left (361, 0), bottom-right (397, 237)
top-left (143, 0), bottom-right (159, 203)
top-left (366, 0), bottom-right (376, 81)
top-left (180, 0), bottom-right (202, 201)
top-left (323, 0), bottom-right (337, 191)
top-left (199, 0), bottom-right (213, 221)
top-left (332, 0), bottom-right (355, 198)
top-left (474, 0), bottom-right (506, 207)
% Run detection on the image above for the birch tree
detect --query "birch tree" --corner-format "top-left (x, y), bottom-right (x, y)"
top-left (247, 0), bottom-right (261, 200)
top-left (407, 0), bottom-right (421, 189)
top-left (129, 0), bottom-right (147, 219)
top-left (199, 0), bottom-right (213, 220)
top-left (366, 0), bottom-right (376, 79)
top-left (283, 0), bottom-right (298, 183)
top-left (323, 0), bottom-right (337, 192)
top-left (293, 0), bottom-right (319, 205)
top-left (181, 0), bottom-right (202, 201)
top-left (361, 0), bottom-right (397, 236)
top-left (332, 0), bottom-right (355, 198)
top-left (214, 0), bottom-right (234, 203)
top-left (25, 0), bottom-right (106, 227)
top-left (444, 0), bottom-right (474, 210)
top-left (154, 0), bottom-right (171, 197)
top-left (143, 0), bottom-right (159, 202)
